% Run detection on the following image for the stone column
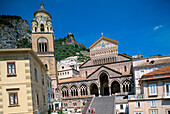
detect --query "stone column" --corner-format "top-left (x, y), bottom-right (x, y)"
top-left (109, 86), bottom-right (111, 96)
top-left (120, 84), bottom-right (123, 95)
top-left (98, 87), bottom-right (101, 97)
top-left (87, 87), bottom-right (90, 96)
top-left (78, 88), bottom-right (81, 97)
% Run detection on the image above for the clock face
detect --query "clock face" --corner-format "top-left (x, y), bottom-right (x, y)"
top-left (41, 38), bottom-right (45, 42)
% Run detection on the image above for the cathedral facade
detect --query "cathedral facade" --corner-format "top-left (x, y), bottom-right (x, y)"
top-left (58, 36), bottom-right (134, 111)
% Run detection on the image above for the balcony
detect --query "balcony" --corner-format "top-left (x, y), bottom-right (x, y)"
top-left (163, 93), bottom-right (170, 99)
top-left (128, 94), bottom-right (144, 100)
top-left (62, 95), bottom-right (95, 99)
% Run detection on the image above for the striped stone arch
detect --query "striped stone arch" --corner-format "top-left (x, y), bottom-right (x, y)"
top-left (110, 79), bottom-right (121, 94)
top-left (98, 70), bottom-right (110, 80)
top-left (90, 83), bottom-right (99, 96)
top-left (88, 81), bottom-right (99, 88)
top-left (109, 79), bottom-right (121, 87)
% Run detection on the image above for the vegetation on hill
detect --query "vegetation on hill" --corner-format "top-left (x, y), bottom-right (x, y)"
top-left (55, 34), bottom-right (90, 61)
top-left (0, 15), bottom-right (27, 28)
top-left (16, 38), bottom-right (32, 48)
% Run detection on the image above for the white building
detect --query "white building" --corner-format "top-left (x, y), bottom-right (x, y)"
top-left (57, 56), bottom-right (82, 71)
top-left (58, 63), bottom-right (79, 80)
top-left (133, 55), bottom-right (170, 95)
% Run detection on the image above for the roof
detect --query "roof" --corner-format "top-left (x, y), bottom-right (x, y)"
top-left (140, 65), bottom-right (170, 81)
top-left (0, 48), bottom-right (47, 71)
top-left (134, 58), bottom-right (170, 68)
top-left (89, 36), bottom-right (119, 49)
top-left (58, 77), bottom-right (86, 83)
top-left (143, 65), bottom-right (170, 76)
top-left (133, 55), bottom-right (170, 61)
top-left (34, 3), bottom-right (52, 18)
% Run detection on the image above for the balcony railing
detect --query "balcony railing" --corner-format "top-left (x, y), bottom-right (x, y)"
top-left (128, 94), bottom-right (144, 100)
top-left (163, 93), bottom-right (170, 98)
top-left (62, 95), bottom-right (95, 99)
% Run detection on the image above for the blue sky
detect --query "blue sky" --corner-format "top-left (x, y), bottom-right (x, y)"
top-left (0, 0), bottom-right (170, 57)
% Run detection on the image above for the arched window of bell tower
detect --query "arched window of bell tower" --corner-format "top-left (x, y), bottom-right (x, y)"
top-left (37, 37), bottom-right (48, 52)
top-left (40, 24), bottom-right (44, 32)
top-left (35, 27), bottom-right (37, 32)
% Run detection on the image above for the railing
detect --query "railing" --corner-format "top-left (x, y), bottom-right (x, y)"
top-left (163, 93), bottom-right (170, 98)
top-left (128, 94), bottom-right (144, 100)
top-left (62, 95), bottom-right (95, 99)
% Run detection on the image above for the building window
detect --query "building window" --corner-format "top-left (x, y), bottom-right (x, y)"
top-left (40, 24), bottom-right (44, 32)
top-left (62, 66), bottom-right (64, 69)
top-left (43, 95), bottom-right (46, 106)
top-left (73, 102), bottom-right (77, 106)
top-left (80, 84), bottom-right (88, 96)
top-left (7, 62), bottom-right (16, 75)
top-left (135, 101), bottom-right (140, 108)
top-left (165, 83), bottom-right (170, 97)
top-left (50, 82), bottom-right (52, 88)
top-left (61, 87), bottom-right (69, 97)
top-left (42, 75), bottom-right (44, 85)
top-left (124, 66), bottom-right (127, 72)
top-left (47, 80), bottom-right (49, 87)
top-left (35, 27), bottom-right (37, 32)
top-left (71, 85), bottom-right (78, 96)
top-left (149, 84), bottom-right (157, 95)
top-left (37, 94), bottom-right (39, 106)
top-left (151, 110), bottom-right (157, 114)
top-left (86, 71), bottom-right (88, 76)
top-left (134, 112), bottom-right (143, 114)
top-left (120, 104), bottom-right (123, 109)
top-left (9, 93), bottom-right (18, 105)
top-left (140, 70), bottom-right (145, 77)
top-left (35, 68), bottom-right (37, 81)
top-left (45, 64), bottom-right (48, 69)
top-left (151, 101), bottom-right (156, 107)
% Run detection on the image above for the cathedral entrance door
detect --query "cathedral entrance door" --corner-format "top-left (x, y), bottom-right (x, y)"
top-left (104, 87), bottom-right (109, 96)
top-left (100, 72), bottom-right (109, 96)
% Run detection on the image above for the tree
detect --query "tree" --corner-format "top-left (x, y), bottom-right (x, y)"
top-left (17, 38), bottom-right (32, 48)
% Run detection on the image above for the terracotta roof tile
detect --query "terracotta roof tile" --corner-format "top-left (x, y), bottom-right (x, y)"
top-left (59, 77), bottom-right (86, 83)
top-left (139, 65), bottom-right (170, 83)
top-left (143, 65), bottom-right (170, 76)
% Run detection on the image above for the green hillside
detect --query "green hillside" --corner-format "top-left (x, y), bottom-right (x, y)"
top-left (55, 34), bottom-right (90, 61)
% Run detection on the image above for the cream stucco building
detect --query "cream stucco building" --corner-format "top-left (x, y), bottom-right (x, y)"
top-left (0, 48), bottom-right (48, 114)
top-left (128, 65), bottom-right (170, 114)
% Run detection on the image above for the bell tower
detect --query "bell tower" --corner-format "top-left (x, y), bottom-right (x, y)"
top-left (31, 3), bottom-right (57, 81)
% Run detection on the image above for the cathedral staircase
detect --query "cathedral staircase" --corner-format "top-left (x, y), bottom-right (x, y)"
top-left (82, 99), bottom-right (92, 114)
top-left (86, 95), bottom-right (115, 114)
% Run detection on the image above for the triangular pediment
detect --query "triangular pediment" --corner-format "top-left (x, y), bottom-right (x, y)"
top-left (89, 36), bottom-right (119, 49)
top-left (87, 66), bottom-right (122, 80)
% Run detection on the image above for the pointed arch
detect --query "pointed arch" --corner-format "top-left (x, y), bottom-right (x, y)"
top-left (70, 85), bottom-right (78, 96)
top-left (40, 24), bottom-right (44, 32)
top-left (90, 83), bottom-right (99, 96)
top-left (61, 86), bottom-right (69, 97)
top-left (111, 81), bottom-right (120, 94)
top-left (80, 84), bottom-right (88, 96)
